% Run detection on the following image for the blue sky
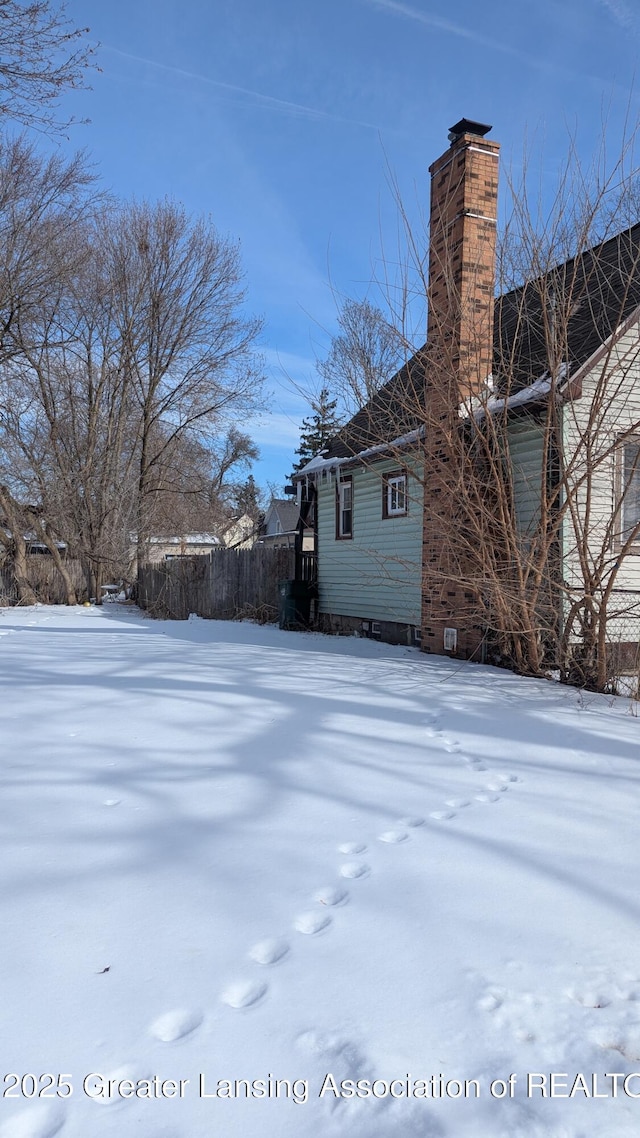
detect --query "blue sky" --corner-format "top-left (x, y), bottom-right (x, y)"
top-left (52, 0), bottom-right (640, 492)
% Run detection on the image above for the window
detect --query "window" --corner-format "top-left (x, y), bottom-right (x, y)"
top-left (382, 470), bottom-right (408, 518)
top-left (619, 440), bottom-right (640, 548)
top-left (336, 477), bottom-right (353, 539)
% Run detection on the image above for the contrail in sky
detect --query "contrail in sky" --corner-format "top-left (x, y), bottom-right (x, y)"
top-left (103, 45), bottom-right (379, 132)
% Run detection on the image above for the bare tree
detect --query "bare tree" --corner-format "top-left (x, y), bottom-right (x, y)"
top-left (99, 200), bottom-right (265, 565)
top-left (209, 427), bottom-right (259, 501)
top-left (0, 183), bottom-right (266, 603)
top-left (0, 135), bottom-right (95, 350)
top-left (0, 0), bottom-right (95, 133)
top-left (317, 297), bottom-right (404, 416)
top-left (141, 427), bottom-right (259, 547)
top-left (0, 483), bottom-right (37, 602)
top-left (0, 136), bottom-right (100, 598)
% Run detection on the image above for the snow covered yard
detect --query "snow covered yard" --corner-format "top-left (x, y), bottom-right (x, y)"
top-left (0, 604), bottom-right (639, 1138)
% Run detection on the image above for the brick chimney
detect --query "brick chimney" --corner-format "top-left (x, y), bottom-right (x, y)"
top-left (427, 119), bottom-right (500, 401)
top-left (421, 120), bottom-right (500, 659)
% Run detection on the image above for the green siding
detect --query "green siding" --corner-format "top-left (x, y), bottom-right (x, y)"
top-left (315, 422), bottom-right (543, 625)
top-left (508, 417), bottom-right (545, 537)
top-left (317, 458), bottom-right (422, 624)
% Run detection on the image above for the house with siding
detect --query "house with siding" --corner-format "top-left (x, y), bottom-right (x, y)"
top-left (294, 119), bottom-right (640, 672)
top-left (296, 361), bottom-right (427, 644)
top-left (145, 533), bottom-right (221, 563)
top-left (259, 498), bottom-right (313, 550)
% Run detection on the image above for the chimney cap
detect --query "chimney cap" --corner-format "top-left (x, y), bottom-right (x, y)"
top-left (448, 118), bottom-right (492, 142)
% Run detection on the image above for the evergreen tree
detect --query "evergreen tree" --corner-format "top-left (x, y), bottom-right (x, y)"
top-left (234, 474), bottom-right (262, 522)
top-left (290, 388), bottom-right (343, 477)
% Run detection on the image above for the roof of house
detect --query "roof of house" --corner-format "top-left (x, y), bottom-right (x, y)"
top-left (303, 223), bottom-right (640, 470)
top-left (495, 221), bottom-right (640, 389)
top-left (309, 350), bottom-right (431, 463)
top-left (265, 498), bottom-right (300, 533)
top-left (148, 534), bottom-right (220, 545)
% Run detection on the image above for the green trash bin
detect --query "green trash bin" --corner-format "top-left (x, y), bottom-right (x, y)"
top-left (278, 579), bottom-right (312, 629)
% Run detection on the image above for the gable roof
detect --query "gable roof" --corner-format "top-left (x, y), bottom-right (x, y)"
top-left (315, 350), bottom-right (430, 462)
top-left (307, 223), bottom-right (640, 469)
top-left (264, 498), bottom-right (300, 533)
top-left (495, 221), bottom-right (640, 389)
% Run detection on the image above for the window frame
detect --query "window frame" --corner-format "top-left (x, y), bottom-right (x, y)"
top-left (335, 475), bottom-right (353, 540)
top-left (382, 469), bottom-right (408, 519)
top-left (615, 436), bottom-right (640, 554)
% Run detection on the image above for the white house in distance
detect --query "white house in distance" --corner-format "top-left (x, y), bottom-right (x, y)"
top-left (137, 513), bottom-right (258, 565)
top-left (145, 534), bottom-right (221, 563)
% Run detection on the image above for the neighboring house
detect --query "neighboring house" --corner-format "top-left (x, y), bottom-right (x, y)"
top-left (0, 526), bottom-right (67, 559)
top-left (260, 498), bottom-right (313, 551)
top-left (220, 513), bottom-right (257, 549)
top-left (146, 534), bottom-right (221, 563)
top-left (25, 535), bottom-right (67, 556)
top-left (294, 118), bottom-right (640, 671)
top-left (135, 515), bottom-right (259, 566)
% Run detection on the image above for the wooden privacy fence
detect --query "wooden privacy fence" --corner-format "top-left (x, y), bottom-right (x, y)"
top-left (0, 556), bottom-right (85, 605)
top-left (137, 545), bottom-right (296, 621)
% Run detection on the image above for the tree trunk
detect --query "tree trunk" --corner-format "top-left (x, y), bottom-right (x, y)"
top-left (0, 486), bottom-right (37, 605)
top-left (28, 516), bottom-right (77, 605)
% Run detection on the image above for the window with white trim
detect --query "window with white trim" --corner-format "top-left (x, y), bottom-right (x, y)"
top-left (620, 440), bottom-right (640, 547)
top-left (336, 477), bottom-right (353, 539)
top-left (382, 470), bottom-right (408, 518)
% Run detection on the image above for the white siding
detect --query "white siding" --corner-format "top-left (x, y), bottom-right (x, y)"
top-left (561, 321), bottom-right (640, 640)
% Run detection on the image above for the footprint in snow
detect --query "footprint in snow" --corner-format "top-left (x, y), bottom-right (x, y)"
top-left (445, 798), bottom-right (470, 808)
top-left (568, 988), bottom-right (611, 1009)
top-left (397, 815), bottom-right (425, 827)
top-left (475, 792), bottom-right (500, 803)
top-left (338, 841), bottom-right (367, 854)
top-left (150, 1007), bottom-right (203, 1042)
top-left (339, 862), bottom-right (370, 880)
top-left (486, 780), bottom-right (509, 793)
top-left (378, 830), bottom-right (409, 843)
top-left (442, 738), bottom-right (461, 753)
top-left (294, 911), bottom-right (332, 935)
top-left (296, 1028), bottom-right (365, 1067)
top-left (466, 758), bottom-right (487, 771)
top-left (477, 992), bottom-right (503, 1012)
top-left (430, 809), bottom-right (455, 821)
top-left (0, 1104), bottom-right (65, 1138)
top-left (221, 979), bottom-right (267, 1009)
top-left (87, 1064), bottom-right (153, 1106)
top-left (103, 799), bottom-right (121, 807)
top-left (249, 937), bottom-right (290, 965)
top-left (616, 1029), bottom-right (640, 1061)
top-left (313, 885), bottom-right (348, 907)
top-left (591, 1024), bottom-right (625, 1054)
